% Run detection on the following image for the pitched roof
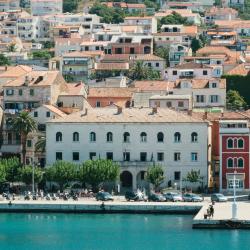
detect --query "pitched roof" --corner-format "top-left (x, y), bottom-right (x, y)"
top-left (95, 62), bottom-right (129, 70)
top-left (226, 64), bottom-right (250, 76)
top-left (173, 62), bottom-right (213, 69)
top-left (43, 105), bottom-right (67, 117)
top-left (88, 87), bottom-right (136, 98)
top-left (0, 65), bottom-right (32, 78)
top-left (48, 107), bottom-right (207, 124)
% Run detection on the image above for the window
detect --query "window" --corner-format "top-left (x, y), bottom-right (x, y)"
top-left (173, 70), bottom-right (177, 75)
top-left (210, 95), bottom-right (218, 103)
top-left (157, 152), bottom-right (164, 161)
top-left (90, 132), bottom-right (96, 142)
top-left (174, 171), bottom-right (180, 181)
top-left (157, 132), bottom-right (164, 142)
top-left (203, 70), bottom-right (207, 75)
top-left (140, 152), bottom-right (147, 162)
top-left (227, 158), bottom-right (233, 168)
top-left (174, 132), bottom-right (181, 142)
top-left (56, 132), bottom-right (62, 142)
top-left (140, 132), bottom-right (147, 142)
top-left (72, 152), bottom-right (79, 161)
top-left (56, 152), bottom-right (62, 160)
top-left (130, 48), bottom-right (135, 54)
top-left (18, 89), bottom-right (23, 96)
top-left (123, 152), bottom-right (130, 161)
top-left (27, 140), bottom-right (32, 147)
top-left (227, 138), bottom-right (233, 148)
top-left (156, 63), bottom-right (159, 67)
top-left (238, 158), bottom-right (244, 168)
top-left (89, 152), bottom-right (96, 160)
top-left (191, 152), bottom-right (198, 162)
top-left (107, 132), bottom-right (113, 142)
top-left (30, 89), bottom-right (34, 96)
top-left (166, 101), bottom-right (172, 108)
top-left (73, 132), bottom-right (79, 142)
top-left (211, 82), bottom-right (217, 88)
top-left (106, 152), bottom-right (113, 160)
top-left (6, 89), bottom-right (14, 96)
top-left (148, 62), bottom-right (152, 67)
top-left (238, 138), bottom-right (244, 149)
top-left (96, 101), bottom-right (101, 107)
top-left (123, 132), bottom-right (130, 143)
top-left (191, 132), bottom-right (198, 142)
top-left (34, 111), bottom-right (38, 117)
top-left (178, 101), bottom-right (184, 108)
top-left (196, 95), bottom-right (205, 103)
top-left (228, 179), bottom-right (243, 189)
top-left (46, 111), bottom-right (50, 118)
top-left (174, 152), bottom-right (181, 161)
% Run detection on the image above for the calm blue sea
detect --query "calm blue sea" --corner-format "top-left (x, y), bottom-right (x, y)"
top-left (0, 213), bottom-right (249, 250)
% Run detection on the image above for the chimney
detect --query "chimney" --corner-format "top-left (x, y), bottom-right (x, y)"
top-left (5, 65), bottom-right (7, 71)
top-left (152, 107), bottom-right (157, 114)
top-left (221, 112), bottom-right (224, 118)
top-left (117, 106), bottom-right (122, 114)
top-left (203, 111), bottom-right (208, 120)
top-left (24, 75), bottom-right (30, 86)
top-left (187, 110), bottom-right (192, 116)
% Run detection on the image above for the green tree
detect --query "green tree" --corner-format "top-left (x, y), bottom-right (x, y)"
top-left (64, 74), bottom-right (75, 83)
top-left (191, 38), bottom-right (203, 54)
top-left (43, 41), bottom-right (55, 49)
top-left (146, 165), bottom-right (165, 191)
top-left (0, 54), bottom-right (11, 66)
top-left (45, 161), bottom-right (77, 191)
top-left (35, 136), bottom-right (46, 153)
top-left (63, 0), bottom-right (79, 13)
top-left (184, 170), bottom-right (203, 187)
top-left (10, 111), bottom-right (37, 164)
top-left (160, 12), bottom-right (189, 26)
top-left (226, 90), bottom-right (247, 110)
top-left (32, 50), bottom-right (52, 60)
top-left (8, 43), bottom-right (16, 52)
top-left (129, 61), bottom-right (160, 80)
top-left (154, 46), bottom-right (170, 66)
top-left (19, 165), bottom-right (43, 186)
top-left (0, 157), bottom-right (21, 183)
top-left (78, 159), bottom-right (120, 192)
top-left (0, 164), bottom-right (6, 184)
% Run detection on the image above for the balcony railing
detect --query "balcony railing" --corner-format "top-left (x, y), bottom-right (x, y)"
top-left (116, 161), bottom-right (155, 167)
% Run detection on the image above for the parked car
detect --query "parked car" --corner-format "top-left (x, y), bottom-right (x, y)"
top-left (148, 193), bottom-right (166, 202)
top-left (96, 192), bottom-right (114, 201)
top-left (163, 192), bottom-right (183, 202)
top-left (183, 193), bottom-right (203, 202)
top-left (211, 193), bottom-right (228, 202)
top-left (125, 191), bottom-right (147, 201)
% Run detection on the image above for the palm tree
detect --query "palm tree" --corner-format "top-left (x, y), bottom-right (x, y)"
top-left (10, 111), bottom-right (37, 164)
top-left (35, 136), bottom-right (46, 153)
top-left (129, 61), bottom-right (146, 80)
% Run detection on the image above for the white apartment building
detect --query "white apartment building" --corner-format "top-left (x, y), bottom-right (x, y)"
top-left (166, 62), bottom-right (223, 81)
top-left (31, 0), bottom-right (62, 16)
top-left (46, 107), bottom-right (211, 190)
top-left (0, 0), bottom-right (19, 11)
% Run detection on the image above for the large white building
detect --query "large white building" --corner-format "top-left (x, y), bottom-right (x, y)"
top-left (31, 0), bottom-right (62, 16)
top-left (46, 107), bottom-right (211, 191)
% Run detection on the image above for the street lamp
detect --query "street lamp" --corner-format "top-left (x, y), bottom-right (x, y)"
top-left (232, 170), bottom-right (237, 220)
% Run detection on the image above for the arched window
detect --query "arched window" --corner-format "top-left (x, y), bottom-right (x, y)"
top-left (191, 132), bottom-right (198, 142)
top-left (238, 158), bottom-right (244, 168)
top-left (90, 132), bottom-right (96, 142)
top-left (140, 132), bottom-right (147, 142)
top-left (227, 138), bottom-right (233, 149)
top-left (107, 132), bottom-right (113, 142)
top-left (56, 132), bottom-right (62, 142)
top-left (123, 132), bottom-right (130, 143)
top-left (73, 132), bottom-right (79, 142)
top-left (174, 132), bottom-right (181, 142)
top-left (227, 158), bottom-right (233, 168)
top-left (157, 132), bottom-right (164, 142)
top-left (238, 138), bottom-right (244, 149)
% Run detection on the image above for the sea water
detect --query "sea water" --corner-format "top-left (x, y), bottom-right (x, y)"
top-left (0, 213), bottom-right (249, 250)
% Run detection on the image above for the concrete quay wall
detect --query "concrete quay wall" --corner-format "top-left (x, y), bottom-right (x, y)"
top-left (0, 202), bottom-right (202, 214)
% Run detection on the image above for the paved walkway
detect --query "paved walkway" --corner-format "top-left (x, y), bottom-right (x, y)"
top-left (194, 201), bottom-right (250, 221)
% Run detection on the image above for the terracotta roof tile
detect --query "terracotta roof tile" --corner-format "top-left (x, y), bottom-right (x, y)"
top-left (88, 87), bottom-right (136, 98)
top-left (95, 62), bottom-right (129, 70)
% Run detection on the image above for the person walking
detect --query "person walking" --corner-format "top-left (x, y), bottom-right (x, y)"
top-left (210, 205), bottom-right (214, 218)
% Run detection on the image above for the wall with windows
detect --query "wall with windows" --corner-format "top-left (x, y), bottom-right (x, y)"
top-left (46, 121), bottom-right (210, 189)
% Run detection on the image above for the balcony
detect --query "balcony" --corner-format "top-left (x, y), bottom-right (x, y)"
top-left (1, 141), bottom-right (21, 154)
